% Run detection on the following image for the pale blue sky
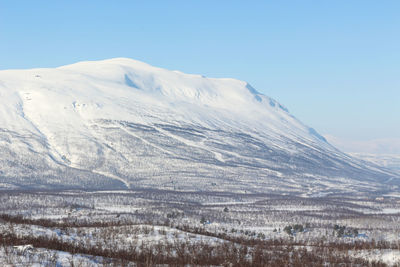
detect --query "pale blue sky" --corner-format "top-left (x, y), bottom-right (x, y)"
top-left (1, 1), bottom-right (399, 143)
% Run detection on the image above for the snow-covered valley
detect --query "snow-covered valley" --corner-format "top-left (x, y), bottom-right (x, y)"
top-left (1, 190), bottom-right (400, 266)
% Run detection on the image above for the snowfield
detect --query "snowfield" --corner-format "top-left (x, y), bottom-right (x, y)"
top-left (0, 58), bottom-right (398, 194)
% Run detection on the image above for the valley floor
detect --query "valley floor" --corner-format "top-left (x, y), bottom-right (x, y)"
top-left (0, 189), bottom-right (400, 266)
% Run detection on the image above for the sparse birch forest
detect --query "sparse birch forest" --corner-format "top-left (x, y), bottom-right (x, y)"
top-left (0, 189), bottom-right (399, 266)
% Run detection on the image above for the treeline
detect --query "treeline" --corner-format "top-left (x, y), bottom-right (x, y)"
top-left (0, 231), bottom-right (388, 267)
top-left (2, 213), bottom-right (400, 252)
top-left (175, 224), bottom-right (400, 251)
top-left (0, 213), bottom-right (135, 228)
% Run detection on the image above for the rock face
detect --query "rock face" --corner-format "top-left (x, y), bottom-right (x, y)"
top-left (0, 58), bottom-right (397, 195)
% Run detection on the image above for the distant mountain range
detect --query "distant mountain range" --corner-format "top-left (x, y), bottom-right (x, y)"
top-left (325, 135), bottom-right (400, 174)
top-left (324, 135), bottom-right (400, 155)
top-left (0, 58), bottom-right (398, 195)
top-left (349, 153), bottom-right (400, 173)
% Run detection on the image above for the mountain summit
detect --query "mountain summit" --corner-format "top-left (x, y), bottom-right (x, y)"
top-left (0, 58), bottom-right (397, 195)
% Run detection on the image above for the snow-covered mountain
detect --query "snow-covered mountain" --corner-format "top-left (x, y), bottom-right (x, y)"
top-left (0, 58), bottom-right (398, 195)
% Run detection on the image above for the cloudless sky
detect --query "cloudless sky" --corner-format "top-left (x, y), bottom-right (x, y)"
top-left (1, 0), bottom-right (399, 143)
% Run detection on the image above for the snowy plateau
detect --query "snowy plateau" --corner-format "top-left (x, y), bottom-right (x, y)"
top-left (0, 57), bottom-right (398, 195)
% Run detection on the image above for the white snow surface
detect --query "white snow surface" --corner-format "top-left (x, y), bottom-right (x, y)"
top-left (0, 58), bottom-right (398, 192)
top-left (1, 58), bottom-right (314, 145)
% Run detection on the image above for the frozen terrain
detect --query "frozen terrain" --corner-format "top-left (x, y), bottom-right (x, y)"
top-left (350, 153), bottom-right (400, 173)
top-left (0, 58), bottom-right (398, 194)
top-left (1, 190), bottom-right (400, 266)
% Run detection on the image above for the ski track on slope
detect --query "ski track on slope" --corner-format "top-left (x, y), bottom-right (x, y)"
top-left (119, 124), bottom-right (175, 156)
top-left (153, 125), bottom-right (269, 165)
top-left (153, 125), bottom-right (226, 163)
top-left (17, 92), bottom-right (66, 165)
top-left (153, 125), bottom-right (287, 177)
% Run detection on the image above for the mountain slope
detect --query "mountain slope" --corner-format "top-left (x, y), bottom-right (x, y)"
top-left (0, 58), bottom-right (398, 195)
